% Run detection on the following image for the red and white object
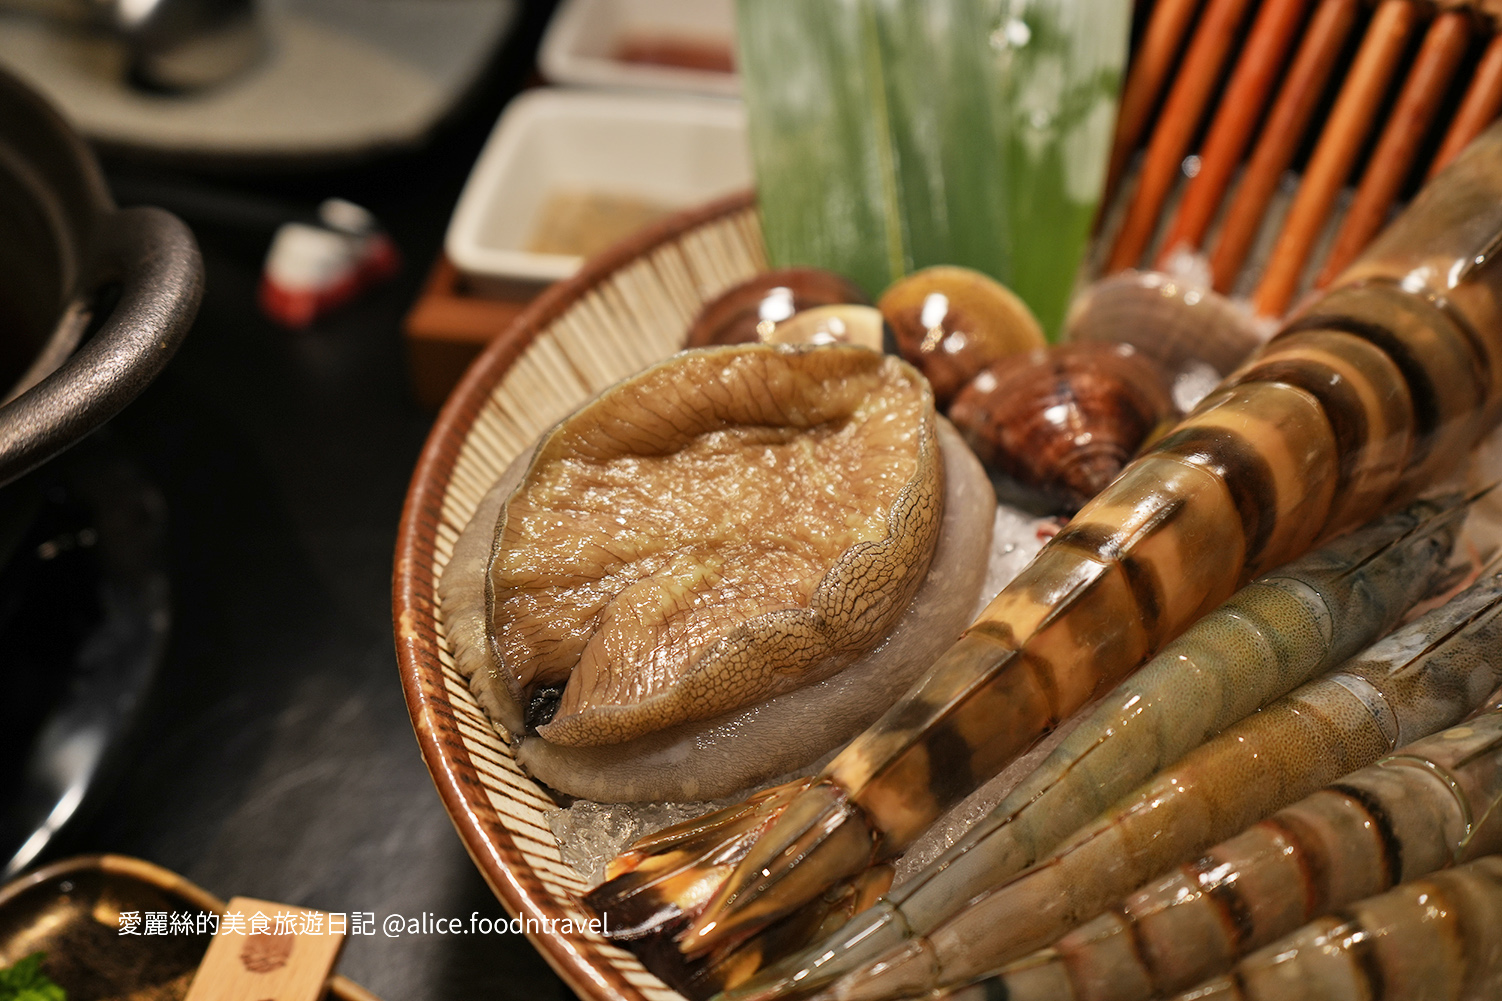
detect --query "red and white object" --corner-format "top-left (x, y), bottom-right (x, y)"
top-left (259, 198), bottom-right (400, 327)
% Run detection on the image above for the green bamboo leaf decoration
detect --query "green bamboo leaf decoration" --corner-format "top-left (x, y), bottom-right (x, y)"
top-left (736, 0), bottom-right (1130, 338)
top-left (734, 1), bottom-right (899, 298)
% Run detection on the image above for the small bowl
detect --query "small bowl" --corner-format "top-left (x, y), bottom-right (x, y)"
top-left (444, 89), bottom-right (751, 292)
top-left (540, 0), bottom-right (738, 96)
top-left (399, 192), bottom-right (764, 1001)
top-left (0, 855), bottom-right (379, 1001)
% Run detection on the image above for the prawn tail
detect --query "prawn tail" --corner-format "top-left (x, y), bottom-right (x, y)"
top-left (679, 779), bottom-right (882, 960)
top-left (643, 865), bottom-right (895, 1000)
top-left (582, 779), bottom-right (813, 944)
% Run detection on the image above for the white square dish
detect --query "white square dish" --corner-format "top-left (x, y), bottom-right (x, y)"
top-left (540, 0), bottom-right (738, 96)
top-left (445, 88), bottom-right (752, 291)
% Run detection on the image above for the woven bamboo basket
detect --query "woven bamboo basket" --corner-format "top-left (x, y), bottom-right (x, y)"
top-left (392, 3), bottom-right (1502, 996)
top-left (394, 191), bottom-right (765, 1001)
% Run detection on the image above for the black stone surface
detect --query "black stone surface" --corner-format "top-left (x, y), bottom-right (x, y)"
top-left (28, 4), bottom-right (584, 998)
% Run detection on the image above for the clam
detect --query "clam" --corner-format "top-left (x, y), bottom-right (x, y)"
top-left (684, 268), bottom-right (869, 348)
top-left (878, 265), bottom-right (1046, 407)
top-left (438, 344), bottom-right (998, 801)
top-left (762, 304), bottom-right (886, 352)
top-left (948, 341), bottom-right (1175, 513)
top-left (1064, 269), bottom-right (1271, 381)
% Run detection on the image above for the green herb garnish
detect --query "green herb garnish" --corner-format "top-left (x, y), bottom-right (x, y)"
top-left (0, 953), bottom-right (65, 1001)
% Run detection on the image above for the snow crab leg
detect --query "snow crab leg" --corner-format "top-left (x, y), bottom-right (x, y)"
top-left (584, 118), bottom-right (1502, 1000)
top-left (725, 493), bottom-right (1470, 1000)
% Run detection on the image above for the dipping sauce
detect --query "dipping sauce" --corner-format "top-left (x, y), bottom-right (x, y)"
top-left (526, 190), bottom-right (677, 258)
top-left (614, 35), bottom-right (735, 74)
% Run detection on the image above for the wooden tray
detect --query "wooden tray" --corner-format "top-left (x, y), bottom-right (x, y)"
top-left (394, 191), bottom-right (764, 1001)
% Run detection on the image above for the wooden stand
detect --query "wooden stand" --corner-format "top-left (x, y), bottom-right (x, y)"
top-left (402, 256), bottom-right (544, 410)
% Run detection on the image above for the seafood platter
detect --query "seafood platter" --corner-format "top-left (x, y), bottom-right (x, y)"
top-left (394, 3), bottom-right (1502, 1000)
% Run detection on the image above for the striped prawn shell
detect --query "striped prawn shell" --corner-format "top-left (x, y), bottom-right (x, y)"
top-left (1026, 707), bottom-right (1502, 1001)
top-left (820, 573), bottom-right (1502, 1001)
top-left (834, 121), bottom-right (1502, 850)
top-left (1168, 854), bottom-right (1502, 1001)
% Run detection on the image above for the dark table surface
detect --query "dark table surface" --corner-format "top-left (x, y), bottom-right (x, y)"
top-left (25, 3), bottom-right (584, 998)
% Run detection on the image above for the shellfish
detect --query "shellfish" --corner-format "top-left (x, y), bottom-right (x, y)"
top-left (685, 268), bottom-right (870, 348)
top-left (762, 304), bottom-right (887, 353)
top-left (1064, 269), bottom-right (1270, 410)
top-left (583, 119), bottom-right (1502, 993)
top-left (1166, 853), bottom-right (1502, 1001)
top-left (807, 558), bottom-right (1502, 1000)
top-left (947, 342), bottom-right (1175, 512)
top-left (878, 265), bottom-right (1047, 407)
top-left (437, 343), bottom-right (999, 801)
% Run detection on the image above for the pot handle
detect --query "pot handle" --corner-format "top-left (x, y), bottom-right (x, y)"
top-left (0, 206), bottom-right (203, 487)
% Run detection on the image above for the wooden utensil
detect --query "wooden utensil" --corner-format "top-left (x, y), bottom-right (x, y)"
top-left (1106, 0), bottom-right (1502, 314)
top-left (183, 897), bottom-right (345, 1001)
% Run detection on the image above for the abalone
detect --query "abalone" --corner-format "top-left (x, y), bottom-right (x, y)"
top-left (438, 344), bottom-right (997, 800)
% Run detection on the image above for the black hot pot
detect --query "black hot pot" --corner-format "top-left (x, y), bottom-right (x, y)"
top-left (0, 66), bottom-right (200, 486)
top-left (0, 67), bottom-right (200, 872)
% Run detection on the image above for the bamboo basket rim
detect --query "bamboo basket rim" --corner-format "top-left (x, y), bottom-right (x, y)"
top-left (393, 189), bottom-right (759, 1001)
